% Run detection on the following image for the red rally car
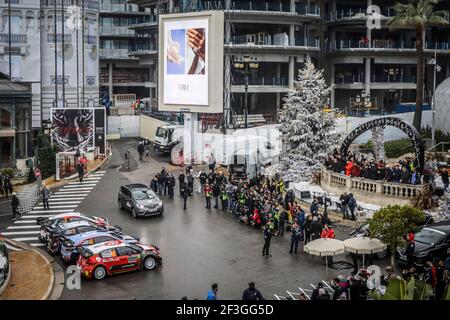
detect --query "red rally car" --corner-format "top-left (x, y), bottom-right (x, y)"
top-left (77, 240), bottom-right (162, 280)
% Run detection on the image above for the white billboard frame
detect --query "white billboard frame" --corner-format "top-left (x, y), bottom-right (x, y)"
top-left (158, 11), bottom-right (224, 114)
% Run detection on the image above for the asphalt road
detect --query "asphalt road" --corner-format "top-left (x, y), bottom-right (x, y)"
top-left (54, 139), bottom-right (387, 300)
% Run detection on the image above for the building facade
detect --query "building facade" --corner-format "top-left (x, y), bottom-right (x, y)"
top-left (0, 0), bottom-right (100, 130)
top-left (99, 0), bottom-right (150, 98)
top-left (129, 0), bottom-right (450, 125)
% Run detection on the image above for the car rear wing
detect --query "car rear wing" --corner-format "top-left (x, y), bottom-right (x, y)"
top-left (36, 217), bottom-right (49, 226)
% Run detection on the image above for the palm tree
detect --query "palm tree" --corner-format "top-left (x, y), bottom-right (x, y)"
top-left (389, 0), bottom-right (448, 131)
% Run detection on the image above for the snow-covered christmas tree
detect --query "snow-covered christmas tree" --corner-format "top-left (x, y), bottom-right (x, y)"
top-left (279, 56), bottom-right (339, 182)
top-left (372, 126), bottom-right (386, 161)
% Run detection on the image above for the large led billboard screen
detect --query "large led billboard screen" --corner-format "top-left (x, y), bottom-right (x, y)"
top-left (158, 11), bottom-right (224, 113)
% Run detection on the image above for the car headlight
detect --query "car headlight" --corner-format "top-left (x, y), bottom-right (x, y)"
top-left (137, 204), bottom-right (145, 209)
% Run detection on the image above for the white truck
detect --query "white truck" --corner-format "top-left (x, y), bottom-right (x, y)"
top-left (152, 124), bottom-right (184, 153)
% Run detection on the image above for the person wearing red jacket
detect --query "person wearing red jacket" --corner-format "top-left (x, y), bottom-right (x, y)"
top-left (321, 224), bottom-right (336, 267)
top-left (320, 224), bottom-right (336, 239)
top-left (204, 184), bottom-right (213, 209)
top-left (252, 208), bottom-right (262, 228)
top-left (351, 164), bottom-right (361, 177)
top-left (345, 161), bottom-right (353, 176)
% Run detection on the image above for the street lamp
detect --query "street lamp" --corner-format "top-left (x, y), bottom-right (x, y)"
top-left (233, 54), bottom-right (259, 128)
top-left (428, 48), bottom-right (442, 148)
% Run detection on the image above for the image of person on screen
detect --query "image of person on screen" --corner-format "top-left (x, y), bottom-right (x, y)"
top-left (186, 28), bottom-right (206, 75)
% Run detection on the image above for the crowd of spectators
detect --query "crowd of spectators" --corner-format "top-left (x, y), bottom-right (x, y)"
top-left (324, 149), bottom-right (449, 189)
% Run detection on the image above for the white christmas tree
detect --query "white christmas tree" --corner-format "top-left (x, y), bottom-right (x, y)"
top-left (372, 126), bottom-right (386, 161)
top-left (279, 56), bottom-right (339, 182)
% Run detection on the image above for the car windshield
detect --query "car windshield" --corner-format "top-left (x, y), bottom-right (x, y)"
top-left (156, 127), bottom-right (167, 138)
top-left (132, 190), bottom-right (156, 200)
top-left (414, 228), bottom-right (445, 245)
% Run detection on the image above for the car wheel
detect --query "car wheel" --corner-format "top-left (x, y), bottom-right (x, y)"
top-left (132, 208), bottom-right (138, 219)
top-left (93, 266), bottom-right (107, 280)
top-left (375, 250), bottom-right (388, 260)
top-left (118, 200), bottom-right (123, 210)
top-left (143, 256), bottom-right (157, 270)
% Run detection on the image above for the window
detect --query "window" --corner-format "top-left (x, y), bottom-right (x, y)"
top-left (77, 227), bottom-right (95, 234)
top-left (94, 236), bottom-right (113, 244)
top-left (100, 248), bottom-right (118, 258)
top-left (122, 188), bottom-right (131, 197)
top-left (117, 246), bottom-right (135, 256)
top-left (0, 107), bottom-right (12, 129)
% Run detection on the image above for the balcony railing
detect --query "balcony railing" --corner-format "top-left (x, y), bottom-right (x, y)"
top-left (335, 74), bottom-right (364, 84)
top-left (99, 48), bottom-right (132, 59)
top-left (295, 37), bottom-right (320, 47)
top-left (326, 7), bottom-right (396, 21)
top-left (100, 3), bottom-right (140, 13)
top-left (372, 74), bottom-right (416, 83)
top-left (295, 4), bottom-right (320, 15)
top-left (426, 42), bottom-right (450, 50)
top-left (321, 168), bottom-right (427, 204)
top-left (230, 35), bottom-right (319, 48)
top-left (336, 73), bottom-right (416, 84)
top-left (330, 40), bottom-right (416, 50)
top-left (233, 76), bottom-right (288, 86)
top-left (0, 34), bottom-right (27, 44)
top-left (47, 33), bottom-right (72, 43)
top-left (128, 44), bottom-right (157, 53)
top-left (329, 40), bottom-right (449, 51)
top-left (40, 0), bottom-right (99, 11)
top-left (231, 1), bottom-right (290, 12)
top-left (100, 26), bottom-right (135, 36)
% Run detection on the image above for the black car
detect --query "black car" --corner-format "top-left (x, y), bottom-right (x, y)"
top-left (397, 221), bottom-right (450, 268)
top-left (0, 240), bottom-right (9, 288)
top-left (118, 184), bottom-right (164, 218)
top-left (347, 213), bottom-right (434, 259)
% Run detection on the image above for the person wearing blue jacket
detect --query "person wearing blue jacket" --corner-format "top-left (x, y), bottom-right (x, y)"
top-left (206, 283), bottom-right (218, 300)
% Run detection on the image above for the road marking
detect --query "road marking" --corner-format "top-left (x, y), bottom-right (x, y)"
top-left (4, 243), bottom-right (22, 251)
top-left (30, 243), bottom-right (46, 247)
top-left (61, 183), bottom-right (96, 191)
top-left (60, 187), bottom-right (94, 191)
top-left (68, 180), bottom-right (100, 185)
top-left (22, 214), bottom-right (66, 219)
top-left (28, 209), bottom-right (75, 214)
top-left (51, 194), bottom-right (89, 197)
top-left (9, 237), bottom-right (40, 242)
top-left (1, 230), bottom-right (40, 235)
top-left (7, 225), bottom-right (40, 229)
top-left (34, 205), bottom-right (78, 209)
top-left (42, 200), bottom-right (82, 204)
top-left (14, 220), bottom-right (37, 224)
top-left (95, 170), bottom-right (106, 174)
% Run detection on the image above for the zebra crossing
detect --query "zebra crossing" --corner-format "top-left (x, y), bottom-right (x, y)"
top-left (273, 280), bottom-right (335, 300)
top-left (0, 171), bottom-right (106, 248)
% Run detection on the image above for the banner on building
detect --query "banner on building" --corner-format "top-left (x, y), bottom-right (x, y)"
top-left (158, 11), bottom-right (224, 113)
top-left (51, 108), bottom-right (105, 153)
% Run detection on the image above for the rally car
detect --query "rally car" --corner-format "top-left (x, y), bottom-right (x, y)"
top-left (77, 240), bottom-right (162, 280)
top-left (47, 221), bottom-right (102, 255)
top-left (60, 230), bottom-right (139, 264)
top-left (38, 212), bottom-right (120, 243)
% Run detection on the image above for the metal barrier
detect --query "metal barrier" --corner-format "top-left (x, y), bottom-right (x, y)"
top-left (17, 182), bottom-right (40, 214)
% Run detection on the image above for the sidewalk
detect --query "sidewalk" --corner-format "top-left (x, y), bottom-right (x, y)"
top-left (0, 240), bottom-right (63, 300)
